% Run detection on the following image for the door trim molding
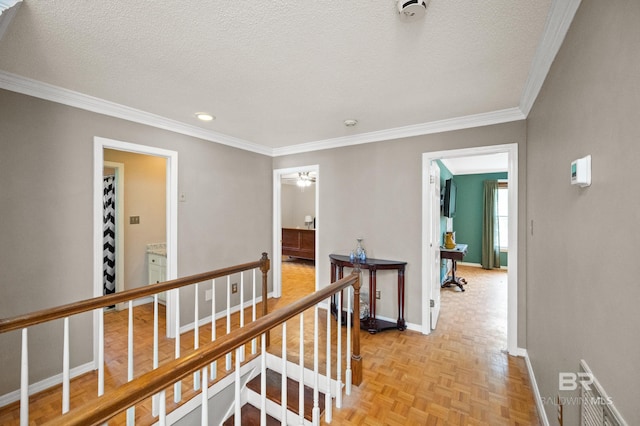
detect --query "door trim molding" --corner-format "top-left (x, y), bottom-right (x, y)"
top-left (93, 137), bottom-right (179, 367)
top-left (421, 143), bottom-right (519, 354)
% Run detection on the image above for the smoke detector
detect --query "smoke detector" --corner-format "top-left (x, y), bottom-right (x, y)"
top-left (397, 0), bottom-right (430, 21)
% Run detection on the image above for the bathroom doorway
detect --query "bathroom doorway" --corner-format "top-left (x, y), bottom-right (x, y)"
top-left (93, 137), bottom-right (179, 345)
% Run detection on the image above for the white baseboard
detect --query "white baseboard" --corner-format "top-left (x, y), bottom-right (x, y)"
top-left (509, 346), bottom-right (528, 357)
top-left (0, 361), bottom-right (94, 408)
top-left (458, 261), bottom-right (482, 267)
top-left (522, 349), bottom-right (550, 426)
top-left (457, 261), bottom-right (508, 270)
top-left (372, 313), bottom-right (421, 332)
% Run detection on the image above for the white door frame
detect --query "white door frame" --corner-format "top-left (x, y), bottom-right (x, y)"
top-left (103, 161), bottom-right (125, 310)
top-left (272, 165), bottom-right (320, 297)
top-left (421, 143), bottom-right (520, 355)
top-left (93, 137), bottom-right (179, 365)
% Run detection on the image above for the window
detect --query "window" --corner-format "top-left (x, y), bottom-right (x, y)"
top-left (497, 183), bottom-right (508, 250)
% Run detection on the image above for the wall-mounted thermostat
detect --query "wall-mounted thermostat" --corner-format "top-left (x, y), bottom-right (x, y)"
top-left (571, 155), bottom-right (591, 187)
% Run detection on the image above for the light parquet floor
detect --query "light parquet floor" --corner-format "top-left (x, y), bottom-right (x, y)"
top-left (0, 260), bottom-right (540, 425)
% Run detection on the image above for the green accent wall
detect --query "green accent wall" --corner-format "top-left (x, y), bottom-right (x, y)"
top-left (452, 172), bottom-right (508, 266)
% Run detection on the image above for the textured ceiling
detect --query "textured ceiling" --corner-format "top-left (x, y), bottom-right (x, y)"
top-left (0, 0), bottom-right (551, 149)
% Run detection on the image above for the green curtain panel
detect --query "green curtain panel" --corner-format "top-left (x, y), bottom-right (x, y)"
top-left (481, 180), bottom-right (501, 269)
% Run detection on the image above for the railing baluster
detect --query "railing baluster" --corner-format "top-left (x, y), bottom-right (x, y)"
top-left (313, 305), bottom-right (320, 425)
top-left (346, 285), bottom-right (352, 395)
top-left (352, 275), bottom-right (362, 387)
top-left (20, 328), bottom-right (28, 426)
top-left (127, 300), bottom-right (135, 425)
top-left (210, 279), bottom-right (217, 381)
top-left (98, 308), bottom-right (104, 396)
top-left (261, 333), bottom-right (267, 425)
top-left (62, 316), bottom-right (70, 414)
top-left (152, 294), bottom-right (159, 417)
top-left (201, 366), bottom-right (208, 425)
top-left (158, 389), bottom-right (166, 426)
top-left (194, 282), bottom-right (201, 391)
top-left (325, 296), bottom-right (332, 422)
top-left (336, 293), bottom-right (342, 409)
top-left (174, 288), bottom-right (182, 402)
top-left (251, 269), bottom-right (257, 354)
top-left (298, 313), bottom-right (304, 425)
top-left (239, 272), bottom-right (245, 362)
top-left (281, 322), bottom-right (287, 425)
top-left (234, 348), bottom-right (241, 426)
top-left (226, 276), bottom-right (232, 371)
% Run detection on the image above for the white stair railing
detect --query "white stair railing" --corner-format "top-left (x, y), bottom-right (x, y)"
top-left (1, 253), bottom-right (271, 426)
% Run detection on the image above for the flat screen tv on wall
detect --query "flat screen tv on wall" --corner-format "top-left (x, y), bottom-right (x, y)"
top-left (442, 178), bottom-right (457, 218)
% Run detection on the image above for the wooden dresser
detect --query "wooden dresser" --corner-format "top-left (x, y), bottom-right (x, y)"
top-left (282, 228), bottom-right (315, 261)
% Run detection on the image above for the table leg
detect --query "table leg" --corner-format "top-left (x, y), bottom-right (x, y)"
top-left (368, 269), bottom-right (377, 333)
top-left (441, 260), bottom-right (465, 291)
top-left (397, 268), bottom-right (406, 330)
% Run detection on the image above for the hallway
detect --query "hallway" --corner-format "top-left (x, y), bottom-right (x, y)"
top-left (278, 261), bottom-right (540, 425)
top-left (0, 262), bottom-right (539, 425)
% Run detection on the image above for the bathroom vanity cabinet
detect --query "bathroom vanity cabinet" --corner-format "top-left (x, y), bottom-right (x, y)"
top-left (148, 252), bottom-right (166, 303)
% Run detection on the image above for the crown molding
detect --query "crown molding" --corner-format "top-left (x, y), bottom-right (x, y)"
top-left (519, 0), bottom-right (582, 116)
top-left (0, 0), bottom-right (22, 41)
top-left (272, 107), bottom-right (525, 157)
top-left (0, 70), bottom-right (272, 156)
top-left (1, 0), bottom-right (577, 158)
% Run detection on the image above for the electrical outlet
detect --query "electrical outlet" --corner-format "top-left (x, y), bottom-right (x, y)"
top-left (376, 290), bottom-right (381, 299)
top-left (232, 283), bottom-right (238, 294)
top-left (205, 289), bottom-right (212, 301)
top-left (129, 216), bottom-right (140, 224)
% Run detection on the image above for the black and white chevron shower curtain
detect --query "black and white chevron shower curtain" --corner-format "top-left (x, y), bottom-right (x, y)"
top-left (103, 176), bottom-right (116, 296)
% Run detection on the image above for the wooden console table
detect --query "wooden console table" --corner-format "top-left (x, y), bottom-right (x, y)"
top-left (329, 254), bottom-right (407, 333)
top-left (440, 244), bottom-right (468, 291)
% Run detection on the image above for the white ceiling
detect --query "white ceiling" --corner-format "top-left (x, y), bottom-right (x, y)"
top-left (0, 1), bottom-right (567, 155)
top-left (440, 153), bottom-right (508, 175)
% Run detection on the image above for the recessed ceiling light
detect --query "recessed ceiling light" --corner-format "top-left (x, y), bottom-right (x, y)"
top-left (344, 119), bottom-right (358, 127)
top-left (196, 112), bottom-right (215, 122)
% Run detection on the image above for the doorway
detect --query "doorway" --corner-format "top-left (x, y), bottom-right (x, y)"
top-left (102, 161), bottom-right (124, 310)
top-left (93, 136), bottom-right (179, 358)
top-left (272, 165), bottom-right (319, 299)
top-left (422, 143), bottom-right (520, 355)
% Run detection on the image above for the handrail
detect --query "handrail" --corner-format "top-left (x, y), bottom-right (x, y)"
top-left (0, 253), bottom-right (270, 334)
top-left (43, 271), bottom-right (362, 426)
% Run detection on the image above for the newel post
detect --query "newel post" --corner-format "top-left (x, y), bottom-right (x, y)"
top-left (352, 268), bottom-right (362, 386)
top-left (260, 252), bottom-right (271, 346)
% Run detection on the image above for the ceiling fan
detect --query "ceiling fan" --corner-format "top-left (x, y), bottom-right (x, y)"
top-left (282, 171), bottom-right (317, 187)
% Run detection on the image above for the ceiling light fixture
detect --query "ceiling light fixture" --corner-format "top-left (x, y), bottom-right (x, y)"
top-left (296, 172), bottom-right (313, 188)
top-left (195, 112), bottom-right (215, 122)
top-left (344, 119), bottom-right (358, 127)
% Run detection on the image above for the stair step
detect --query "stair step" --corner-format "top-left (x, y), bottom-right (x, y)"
top-left (246, 369), bottom-right (325, 422)
top-left (222, 404), bottom-right (280, 426)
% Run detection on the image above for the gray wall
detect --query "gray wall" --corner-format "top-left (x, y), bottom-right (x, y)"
top-left (273, 121), bottom-right (527, 340)
top-left (0, 89), bottom-right (272, 394)
top-left (281, 183), bottom-right (316, 229)
top-left (526, 0), bottom-right (640, 424)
